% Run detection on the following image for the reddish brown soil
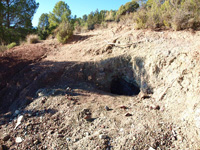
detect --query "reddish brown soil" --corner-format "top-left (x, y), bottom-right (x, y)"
top-left (0, 42), bottom-right (60, 114)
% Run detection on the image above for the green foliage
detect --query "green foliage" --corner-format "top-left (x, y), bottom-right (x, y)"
top-left (134, 0), bottom-right (200, 30)
top-left (82, 15), bottom-right (88, 22)
top-left (38, 13), bottom-right (50, 40)
top-left (84, 9), bottom-right (113, 30)
top-left (133, 9), bottom-right (148, 29)
top-left (49, 1), bottom-right (71, 28)
top-left (116, 0), bottom-right (139, 18)
top-left (87, 12), bottom-right (95, 30)
top-left (56, 21), bottom-right (74, 44)
top-left (105, 10), bottom-right (116, 22)
top-left (7, 42), bottom-right (17, 49)
top-left (0, 0), bottom-right (39, 44)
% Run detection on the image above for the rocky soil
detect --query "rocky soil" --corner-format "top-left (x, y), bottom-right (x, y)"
top-left (0, 24), bottom-right (200, 150)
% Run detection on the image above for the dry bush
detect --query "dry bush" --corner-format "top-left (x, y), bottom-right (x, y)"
top-left (146, 10), bottom-right (162, 29)
top-left (0, 45), bottom-right (7, 52)
top-left (100, 22), bottom-right (108, 29)
top-left (107, 22), bottom-right (118, 29)
top-left (74, 25), bottom-right (82, 34)
top-left (119, 13), bottom-right (135, 26)
top-left (56, 21), bottom-right (73, 44)
top-left (94, 24), bottom-right (101, 30)
top-left (80, 26), bottom-right (88, 33)
top-left (26, 34), bottom-right (39, 44)
top-left (171, 10), bottom-right (188, 31)
top-left (133, 9), bottom-right (148, 29)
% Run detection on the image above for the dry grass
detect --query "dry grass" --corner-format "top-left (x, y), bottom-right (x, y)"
top-left (56, 21), bottom-right (73, 44)
top-left (26, 34), bottom-right (39, 44)
top-left (0, 45), bottom-right (7, 52)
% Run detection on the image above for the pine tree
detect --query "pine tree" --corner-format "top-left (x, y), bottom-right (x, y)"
top-left (38, 13), bottom-right (50, 40)
top-left (48, 1), bottom-right (71, 28)
top-left (0, 0), bottom-right (39, 44)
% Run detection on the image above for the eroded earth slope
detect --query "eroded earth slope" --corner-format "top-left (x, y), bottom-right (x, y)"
top-left (0, 24), bottom-right (200, 149)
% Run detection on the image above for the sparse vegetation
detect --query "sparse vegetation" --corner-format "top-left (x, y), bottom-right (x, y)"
top-left (133, 0), bottom-right (200, 30)
top-left (7, 42), bottom-right (17, 49)
top-left (0, 45), bottom-right (7, 52)
top-left (26, 34), bottom-right (39, 44)
top-left (56, 21), bottom-right (73, 44)
top-left (116, 0), bottom-right (139, 20)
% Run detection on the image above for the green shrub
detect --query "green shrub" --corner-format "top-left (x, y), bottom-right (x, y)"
top-left (133, 9), bottom-right (148, 29)
top-left (116, 0), bottom-right (139, 19)
top-left (7, 42), bottom-right (17, 49)
top-left (133, 0), bottom-right (200, 30)
top-left (105, 10), bottom-right (116, 22)
top-left (56, 21), bottom-right (73, 44)
top-left (26, 34), bottom-right (39, 44)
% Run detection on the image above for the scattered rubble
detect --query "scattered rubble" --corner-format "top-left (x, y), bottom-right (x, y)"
top-left (0, 24), bottom-right (200, 149)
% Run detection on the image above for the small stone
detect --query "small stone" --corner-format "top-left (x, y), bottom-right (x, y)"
top-left (15, 137), bottom-right (23, 143)
top-left (99, 134), bottom-right (107, 139)
top-left (74, 138), bottom-right (79, 142)
top-left (150, 105), bottom-right (160, 110)
top-left (125, 113), bottom-right (133, 117)
top-left (41, 97), bottom-right (47, 104)
top-left (120, 128), bottom-right (124, 132)
top-left (105, 106), bottom-right (109, 111)
top-left (120, 106), bottom-right (128, 109)
top-left (148, 147), bottom-right (155, 150)
top-left (14, 110), bottom-right (20, 115)
top-left (34, 140), bottom-right (41, 145)
top-left (155, 105), bottom-right (160, 110)
top-left (3, 134), bottom-right (10, 142)
top-left (14, 115), bottom-right (24, 129)
top-left (84, 115), bottom-right (92, 121)
top-left (88, 76), bottom-right (92, 81)
top-left (49, 130), bottom-right (55, 135)
top-left (66, 138), bottom-right (71, 142)
top-left (84, 132), bottom-right (90, 137)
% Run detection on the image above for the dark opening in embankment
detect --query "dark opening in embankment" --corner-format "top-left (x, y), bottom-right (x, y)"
top-left (110, 77), bottom-right (140, 96)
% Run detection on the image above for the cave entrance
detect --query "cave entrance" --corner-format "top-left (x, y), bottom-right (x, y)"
top-left (110, 77), bottom-right (140, 96)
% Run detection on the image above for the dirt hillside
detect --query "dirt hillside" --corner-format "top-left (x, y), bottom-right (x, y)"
top-left (0, 24), bottom-right (200, 150)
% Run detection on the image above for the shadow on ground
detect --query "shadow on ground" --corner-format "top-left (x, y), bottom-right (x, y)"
top-left (65, 35), bottom-right (94, 44)
top-left (0, 51), bottom-right (153, 123)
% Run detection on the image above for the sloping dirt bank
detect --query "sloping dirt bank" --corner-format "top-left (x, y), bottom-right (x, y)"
top-left (0, 25), bottom-right (200, 149)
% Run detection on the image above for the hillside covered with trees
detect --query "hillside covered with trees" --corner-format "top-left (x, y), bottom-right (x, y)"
top-left (1, 0), bottom-right (200, 48)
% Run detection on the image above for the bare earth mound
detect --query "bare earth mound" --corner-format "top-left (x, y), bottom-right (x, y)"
top-left (0, 25), bottom-right (200, 149)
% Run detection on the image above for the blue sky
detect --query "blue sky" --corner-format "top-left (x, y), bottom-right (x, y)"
top-left (32, 0), bottom-right (132, 27)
